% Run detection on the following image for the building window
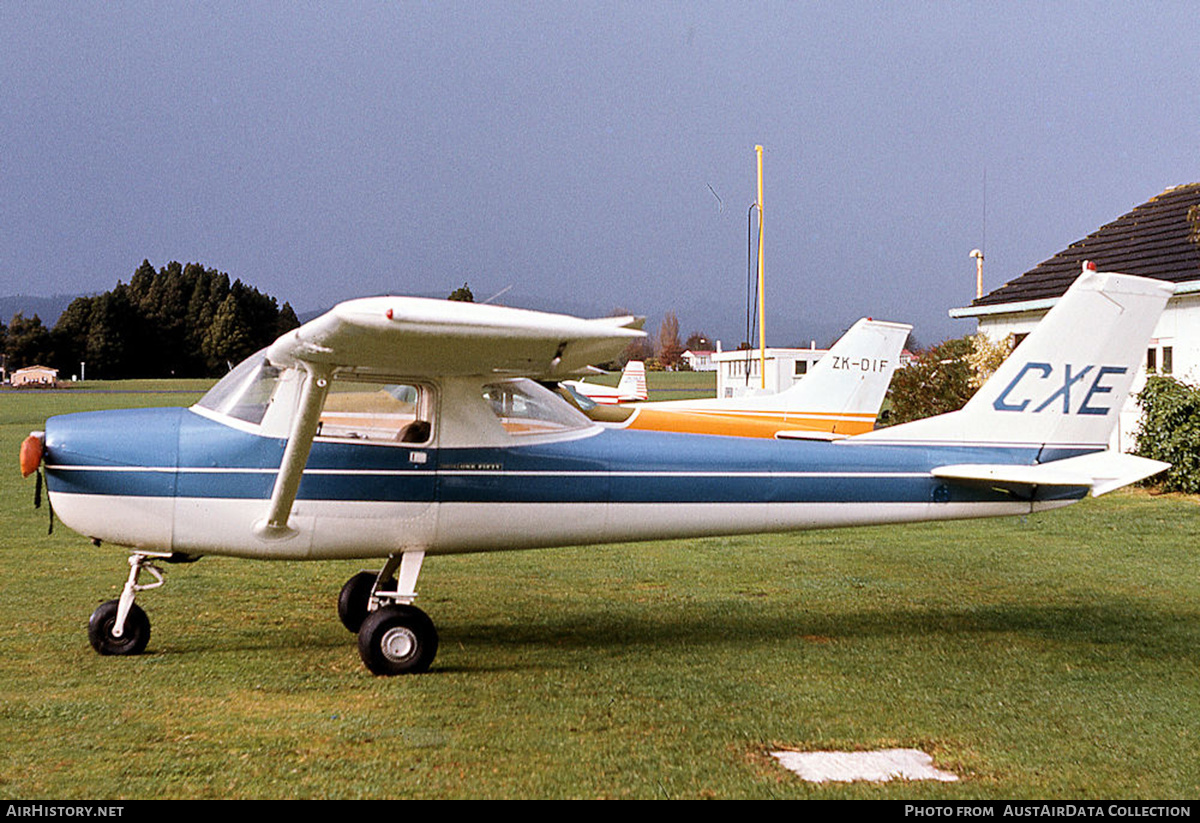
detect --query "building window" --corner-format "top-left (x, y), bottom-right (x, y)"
top-left (794, 360), bottom-right (808, 376)
top-left (1147, 347), bottom-right (1157, 373)
top-left (1163, 346), bottom-right (1173, 375)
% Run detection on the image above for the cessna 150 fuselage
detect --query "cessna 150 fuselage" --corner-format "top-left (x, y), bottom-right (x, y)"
top-left (21, 268), bottom-right (1173, 675)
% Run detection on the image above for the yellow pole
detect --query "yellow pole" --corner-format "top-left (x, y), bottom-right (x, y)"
top-left (756, 145), bottom-right (766, 389)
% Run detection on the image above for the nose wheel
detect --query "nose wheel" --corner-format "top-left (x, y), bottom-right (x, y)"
top-left (87, 552), bottom-right (166, 656)
top-left (88, 600), bottom-right (151, 655)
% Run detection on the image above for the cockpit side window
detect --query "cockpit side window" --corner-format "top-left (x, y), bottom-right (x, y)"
top-left (317, 379), bottom-right (433, 445)
top-left (195, 350), bottom-right (281, 425)
top-left (482, 378), bottom-right (592, 437)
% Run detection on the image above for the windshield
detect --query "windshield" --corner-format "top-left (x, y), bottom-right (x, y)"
top-left (195, 349), bottom-right (282, 425)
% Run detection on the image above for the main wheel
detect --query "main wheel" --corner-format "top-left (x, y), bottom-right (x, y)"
top-left (338, 572), bottom-right (380, 633)
top-left (88, 600), bottom-right (151, 656)
top-left (357, 605), bottom-right (438, 675)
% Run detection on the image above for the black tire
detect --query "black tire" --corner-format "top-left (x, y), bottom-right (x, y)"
top-left (337, 572), bottom-right (375, 633)
top-left (338, 571), bottom-right (395, 633)
top-left (88, 600), bottom-right (151, 656)
top-left (357, 605), bottom-right (438, 675)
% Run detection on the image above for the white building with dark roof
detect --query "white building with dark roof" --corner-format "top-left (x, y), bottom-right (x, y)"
top-left (950, 183), bottom-right (1200, 450)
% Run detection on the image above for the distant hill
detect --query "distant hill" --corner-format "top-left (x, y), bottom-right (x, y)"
top-left (0, 294), bottom-right (84, 326)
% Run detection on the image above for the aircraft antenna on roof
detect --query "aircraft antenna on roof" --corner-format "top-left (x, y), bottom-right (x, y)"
top-left (482, 285), bottom-right (513, 304)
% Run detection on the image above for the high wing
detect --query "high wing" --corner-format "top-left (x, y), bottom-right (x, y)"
top-left (268, 296), bottom-right (645, 378)
top-left (255, 297), bottom-right (645, 538)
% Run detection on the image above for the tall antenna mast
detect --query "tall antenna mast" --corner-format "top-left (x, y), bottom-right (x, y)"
top-left (756, 145), bottom-right (766, 389)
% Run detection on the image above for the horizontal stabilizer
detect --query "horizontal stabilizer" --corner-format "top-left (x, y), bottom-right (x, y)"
top-left (933, 451), bottom-right (1169, 497)
top-left (1046, 451), bottom-right (1170, 496)
top-left (932, 463), bottom-right (1092, 488)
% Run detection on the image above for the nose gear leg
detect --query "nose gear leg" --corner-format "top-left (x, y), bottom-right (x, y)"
top-left (88, 552), bottom-right (169, 656)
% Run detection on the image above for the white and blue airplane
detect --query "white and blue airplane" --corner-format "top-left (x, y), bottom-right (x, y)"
top-left (19, 269), bottom-right (1172, 675)
top-left (563, 359), bottom-right (647, 404)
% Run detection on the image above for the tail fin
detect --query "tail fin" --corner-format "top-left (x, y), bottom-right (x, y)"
top-left (855, 270), bottom-right (1173, 451)
top-left (773, 318), bottom-right (910, 416)
top-left (617, 360), bottom-right (648, 401)
top-left (624, 319), bottom-right (907, 437)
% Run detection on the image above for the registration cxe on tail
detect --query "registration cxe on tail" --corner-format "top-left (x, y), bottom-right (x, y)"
top-left (19, 270), bottom-right (1172, 675)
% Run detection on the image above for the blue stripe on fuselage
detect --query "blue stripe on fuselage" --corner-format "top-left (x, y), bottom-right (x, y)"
top-left (43, 407), bottom-right (1084, 505)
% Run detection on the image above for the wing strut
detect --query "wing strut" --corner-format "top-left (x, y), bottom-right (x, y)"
top-left (254, 362), bottom-right (332, 540)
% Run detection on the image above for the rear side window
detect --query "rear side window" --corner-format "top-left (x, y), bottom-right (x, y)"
top-left (482, 378), bottom-right (591, 437)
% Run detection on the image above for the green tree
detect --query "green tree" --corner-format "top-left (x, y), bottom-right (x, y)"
top-left (1134, 376), bottom-right (1200, 493)
top-left (47, 259), bottom-right (301, 378)
top-left (202, 293), bottom-right (255, 372)
top-left (50, 296), bottom-right (95, 376)
top-left (277, 302), bottom-right (301, 336)
top-left (85, 288), bottom-right (142, 379)
top-left (884, 333), bottom-right (1018, 425)
top-left (6, 313), bottom-right (52, 370)
top-left (656, 311), bottom-right (683, 370)
top-left (448, 283), bottom-right (474, 302)
top-left (884, 336), bottom-right (975, 425)
top-left (138, 262), bottom-right (190, 376)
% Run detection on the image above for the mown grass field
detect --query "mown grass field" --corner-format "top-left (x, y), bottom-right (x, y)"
top-left (2, 382), bottom-right (1199, 799)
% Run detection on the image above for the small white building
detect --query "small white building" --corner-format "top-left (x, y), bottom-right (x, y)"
top-left (681, 349), bottom-right (716, 371)
top-left (11, 365), bottom-right (59, 387)
top-left (950, 183), bottom-right (1200, 452)
top-left (714, 346), bottom-right (826, 398)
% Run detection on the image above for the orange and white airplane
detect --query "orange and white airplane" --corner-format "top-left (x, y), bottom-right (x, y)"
top-left (560, 318), bottom-right (910, 439)
top-left (563, 360), bottom-right (647, 404)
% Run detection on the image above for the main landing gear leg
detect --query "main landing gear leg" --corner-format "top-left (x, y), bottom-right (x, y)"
top-left (349, 551), bottom-right (439, 675)
top-left (88, 552), bottom-right (167, 656)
